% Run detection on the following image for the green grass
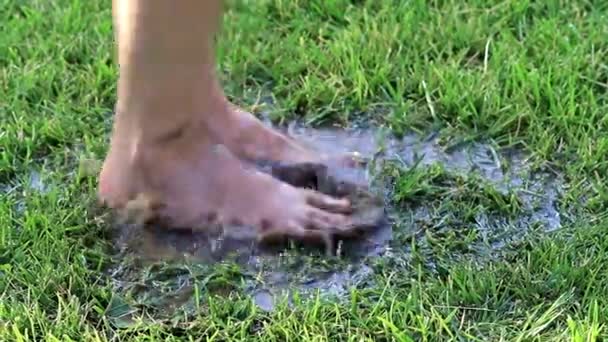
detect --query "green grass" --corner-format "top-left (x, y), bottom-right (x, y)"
top-left (2, 0), bottom-right (608, 340)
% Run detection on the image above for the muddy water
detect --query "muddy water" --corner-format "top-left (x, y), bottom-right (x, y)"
top-left (108, 123), bottom-right (563, 315)
top-left (109, 125), bottom-right (392, 313)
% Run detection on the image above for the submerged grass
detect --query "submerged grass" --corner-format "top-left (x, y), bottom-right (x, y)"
top-left (2, 0), bottom-right (608, 340)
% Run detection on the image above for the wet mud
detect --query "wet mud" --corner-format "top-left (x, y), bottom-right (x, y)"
top-left (104, 122), bottom-right (564, 317)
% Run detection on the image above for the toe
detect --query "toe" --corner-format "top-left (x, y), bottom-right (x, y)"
top-left (322, 151), bottom-right (367, 168)
top-left (306, 207), bottom-right (346, 228)
top-left (285, 221), bottom-right (334, 250)
top-left (304, 189), bottom-right (351, 213)
top-left (342, 152), bottom-right (367, 167)
top-left (259, 219), bottom-right (302, 237)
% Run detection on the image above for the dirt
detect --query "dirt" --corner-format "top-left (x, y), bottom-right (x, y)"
top-left (103, 121), bottom-right (564, 317)
top-left (0, 115), bottom-right (564, 318)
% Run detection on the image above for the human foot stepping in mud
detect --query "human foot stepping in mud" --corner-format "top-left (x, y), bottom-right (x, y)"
top-left (100, 126), bottom-right (352, 237)
top-left (99, 0), bottom-right (354, 241)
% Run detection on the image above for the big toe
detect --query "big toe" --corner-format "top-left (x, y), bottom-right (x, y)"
top-left (305, 207), bottom-right (347, 228)
top-left (304, 189), bottom-right (352, 213)
top-left (320, 151), bottom-right (367, 169)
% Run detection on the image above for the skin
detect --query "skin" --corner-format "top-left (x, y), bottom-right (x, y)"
top-left (99, 0), bottom-right (354, 240)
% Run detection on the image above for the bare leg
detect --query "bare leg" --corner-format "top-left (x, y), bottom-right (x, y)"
top-left (99, 0), bottom-right (351, 237)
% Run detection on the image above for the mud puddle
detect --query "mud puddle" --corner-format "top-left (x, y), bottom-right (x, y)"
top-left (107, 122), bottom-right (564, 319)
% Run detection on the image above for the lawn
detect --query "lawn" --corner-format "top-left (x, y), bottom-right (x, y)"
top-left (2, 0), bottom-right (608, 340)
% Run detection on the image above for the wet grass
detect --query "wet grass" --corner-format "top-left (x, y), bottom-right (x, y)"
top-left (2, 0), bottom-right (608, 340)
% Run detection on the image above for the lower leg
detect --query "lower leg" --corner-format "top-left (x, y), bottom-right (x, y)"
top-left (113, 0), bottom-right (226, 142)
top-left (111, 0), bottom-right (348, 166)
top-left (100, 0), bottom-right (226, 204)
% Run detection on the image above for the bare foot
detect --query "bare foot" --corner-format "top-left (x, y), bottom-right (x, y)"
top-left (99, 119), bottom-right (352, 240)
top-left (205, 104), bottom-right (361, 167)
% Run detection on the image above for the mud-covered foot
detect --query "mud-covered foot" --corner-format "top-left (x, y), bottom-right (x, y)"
top-left (98, 121), bottom-right (352, 239)
top-left (206, 104), bottom-right (361, 167)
